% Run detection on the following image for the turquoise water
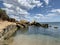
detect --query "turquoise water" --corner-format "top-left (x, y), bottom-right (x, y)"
top-left (3, 22), bottom-right (60, 45)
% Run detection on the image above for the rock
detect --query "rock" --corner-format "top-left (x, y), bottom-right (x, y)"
top-left (16, 20), bottom-right (29, 29)
top-left (30, 21), bottom-right (41, 26)
top-left (16, 24), bottom-right (24, 29)
top-left (54, 27), bottom-right (58, 29)
top-left (35, 23), bottom-right (41, 26)
top-left (19, 20), bottom-right (29, 24)
top-left (16, 24), bottom-right (21, 29)
top-left (41, 24), bottom-right (48, 28)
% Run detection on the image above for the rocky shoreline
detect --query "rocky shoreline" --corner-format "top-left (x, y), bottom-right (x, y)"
top-left (0, 22), bottom-right (17, 40)
top-left (0, 9), bottom-right (49, 41)
top-left (16, 20), bottom-right (48, 29)
top-left (0, 22), bottom-right (49, 41)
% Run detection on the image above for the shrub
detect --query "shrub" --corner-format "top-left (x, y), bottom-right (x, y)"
top-left (0, 9), bottom-right (9, 20)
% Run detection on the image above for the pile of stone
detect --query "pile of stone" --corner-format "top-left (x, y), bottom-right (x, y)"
top-left (16, 20), bottom-right (29, 29)
top-left (30, 21), bottom-right (48, 28)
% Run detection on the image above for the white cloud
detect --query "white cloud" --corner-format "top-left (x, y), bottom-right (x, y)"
top-left (34, 16), bottom-right (40, 19)
top-left (44, 0), bottom-right (49, 5)
top-left (46, 13), bottom-right (57, 17)
top-left (18, 0), bottom-right (34, 9)
top-left (18, 12), bottom-right (60, 22)
top-left (31, 12), bottom-right (60, 22)
top-left (2, 8), bottom-right (14, 14)
top-left (2, 0), bottom-right (43, 20)
top-left (51, 9), bottom-right (60, 13)
top-left (33, 14), bottom-right (45, 20)
top-left (3, 0), bottom-right (43, 10)
top-left (3, 3), bottom-right (13, 8)
top-left (2, 0), bottom-right (59, 22)
top-left (17, 0), bottom-right (43, 9)
top-left (36, 14), bottom-right (44, 17)
top-left (16, 7), bottom-right (30, 15)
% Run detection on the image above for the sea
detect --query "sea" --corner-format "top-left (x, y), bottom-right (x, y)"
top-left (1, 22), bottom-right (60, 45)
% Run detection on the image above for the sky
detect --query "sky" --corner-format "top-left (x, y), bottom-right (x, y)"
top-left (0, 0), bottom-right (60, 22)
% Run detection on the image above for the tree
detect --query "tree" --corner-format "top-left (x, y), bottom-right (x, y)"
top-left (0, 8), bottom-right (9, 20)
top-left (0, 8), bottom-right (17, 22)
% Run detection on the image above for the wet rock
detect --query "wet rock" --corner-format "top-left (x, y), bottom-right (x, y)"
top-left (30, 21), bottom-right (41, 26)
top-left (16, 24), bottom-right (24, 29)
top-left (16, 24), bottom-right (21, 29)
top-left (41, 24), bottom-right (48, 28)
top-left (54, 27), bottom-right (58, 29)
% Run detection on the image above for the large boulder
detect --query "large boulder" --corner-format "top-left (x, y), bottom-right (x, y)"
top-left (19, 20), bottom-right (29, 24)
top-left (41, 24), bottom-right (48, 28)
top-left (16, 20), bottom-right (29, 28)
top-left (30, 21), bottom-right (41, 26)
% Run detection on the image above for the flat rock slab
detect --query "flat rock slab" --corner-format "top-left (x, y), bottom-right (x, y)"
top-left (0, 20), bottom-right (16, 32)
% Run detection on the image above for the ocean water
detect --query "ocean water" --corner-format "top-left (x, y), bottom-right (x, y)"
top-left (2, 22), bottom-right (60, 45)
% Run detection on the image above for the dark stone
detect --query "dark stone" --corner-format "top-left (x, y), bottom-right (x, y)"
top-left (35, 23), bottom-right (41, 26)
top-left (25, 22), bottom-right (30, 24)
top-left (54, 27), bottom-right (58, 29)
top-left (4, 37), bottom-right (7, 40)
top-left (2, 28), bottom-right (6, 35)
top-left (30, 21), bottom-right (41, 26)
top-left (16, 25), bottom-right (21, 29)
top-left (20, 24), bottom-right (26, 28)
top-left (41, 24), bottom-right (48, 28)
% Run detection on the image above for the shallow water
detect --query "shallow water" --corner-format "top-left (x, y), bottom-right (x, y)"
top-left (1, 22), bottom-right (60, 45)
